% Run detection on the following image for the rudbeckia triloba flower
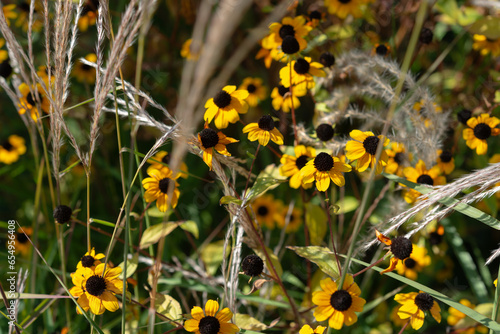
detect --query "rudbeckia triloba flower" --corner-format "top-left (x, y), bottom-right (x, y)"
top-left (204, 85), bottom-right (249, 129)
top-left (180, 38), bottom-right (201, 60)
top-left (76, 248), bottom-right (105, 270)
top-left (299, 324), bottom-right (326, 334)
top-left (436, 149), bottom-right (454, 175)
top-left (0, 39), bottom-right (13, 79)
top-left (376, 230), bottom-right (413, 274)
top-left (73, 53), bottom-right (97, 84)
top-left (472, 34), bottom-right (500, 57)
top-left (184, 299), bottom-right (239, 334)
top-left (15, 1), bottom-right (43, 32)
top-left (447, 299), bottom-right (482, 334)
top-left (271, 84), bottom-right (306, 112)
top-left (395, 243), bottom-right (431, 280)
top-left (280, 57), bottom-right (325, 91)
top-left (241, 254), bottom-right (264, 277)
top-left (373, 43), bottom-right (390, 57)
top-left (301, 152), bottom-right (352, 191)
top-left (262, 16), bottom-right (312, 52)
top-left (70, 263), bottom-right (125, 315)
top-left (462, 113), bottom-right (500, 155)
top-left (147, 151), bottom-right (188, 179)
top-left (78, 0), bottom-right (99, 32)
top-left (312, 275), bottom-right (366, 330)
top-left (15, 227), bottom-right (33, 256)
top-left (2, 4), bottom-right (17, 26)
top-left (394, 291), bottom-right (441, 330)
top-left (307, 10), bottom-right (323, 28)
top-left (251, 194), bottom-right (284, 229)
top-left (280, 145), bottom-right (316, 189)
top-left (0, 135), bottom-right (27, 164)
top-left (315, 123), bottom-right (335, 142)
top-left (345, 130), bottom-right (390, 174)
top-left (276, 206), bottom-right (303, 233)
top-left (324, 0), bottom-right (368, 19)
top-left (242, 115), bottom-right (284, 146)
top-left (53, 205), bottom-right (73, 225)
top-left (384, 142), bottom-right (408, 177)
top-left (17, 83), bottom-right (51, 121)
top-left (403, 160), bottom-right (446, 204)
top-left (238, 77), bottom-right (267, 107)
top-left (142, 166), bottom-right (180, 212)
top-left (198, 126), bottom-right (238, 170)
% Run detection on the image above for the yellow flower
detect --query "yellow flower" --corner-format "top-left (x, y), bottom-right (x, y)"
top-left (277, 206), bottom-right (303, 233)
top-left (17, 82), bottom-right (51, 122)
top-left (373, 43), bottom-right (391, 57)
top-left (413, 99), bottom-right (443, 114)
top-left (147, 151), bottom-right (188, 179)
top-left (73, 53), bottom-right (97, 84)
top-left (447, 299), bottom-right (476, 334)
top-left (436, 149), bottom-right (454, 175)
top-left (76, 248), bottom-right (105, 270)
top-left (375, 230), bottom-right (413, 275)
top-left (198, 126), bottom-right (238, 170)
top-left (403, 160), bottom-right (446, 204)
top-left (0, 40), bottom-right (12, 78)
top-left (2, 4), bottom-right (17, 26)
top-left (242, 115), bottom-right (284, 146)
top-left (78, 0), bottom-right (99, 32)
top-left (184, 299), bottom-right (239, 334)
top-left (462, 113), bottom-right (500, 155)
top-left (312, 275), bottom-right (366, 330)
top-left (395, 244), bottom-right (431, 280)
top-left (238, 77), bottom-right (267, 107)
top-left (251, 194), bottom-right (284, 230)
top-left (181, 38), bottom-right (201, 60)
top-left (262, 16), bottom-right (312, 51)
top-left (324, 0), bottom-right (369, 19)
top-left (142, 166), bottom-right (180, 212)
top-left (15, 1), bottom-right (44, 32)
top-left (299, 324), bottom-right (326, 334)
top-left (204, 85), bottom-right (249, 129)
top-left (69, 263), bottom-right (125, 315)
top-left (279, 57), bottom-right (325, 91)
top-left (301, 152), bottom-right (352, 192)
top-left (0, 135), bottom-right (27, 164)
top-left (280, 145), bottom-right (316, 189)
top-left (14, 227), bottom-right (33, 256)
top-left (270, 84), bottom-right (306, 113)
top-left (306, 10), bottom-right (323, 28)
top-left (384, 142), bottom-right (408, 176)
top-left (473, 34), bottom-right (500, 57)
top-left (345, 130), bottom-right (390, 174)
top-left (394, 291), bottom-right (441, 330)
top-left (255, 46), bottom-right (273, 68)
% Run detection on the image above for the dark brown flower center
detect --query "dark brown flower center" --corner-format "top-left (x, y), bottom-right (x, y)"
top-left (363, 136), bottom-right (380, 155)
top-left (82, 0), bottom-right (99, 14)
top-left (473, 123), bottom-right (492, 140)
top-left (213, 90), bottom-right (232, 108)
top-left (295, 155), bottom-right (309, 170)
top-left (27, 92), bottom-right (43, 106)
top-left (419, 28), bottom-right (433, 44)
top-left (158, 178), bottom-right (171, 194)
top-left (81, 255), bottom-right (95, 268)
top-left (0, 61), bottom-right (12, 78)
top-left (414, 292), bottom-right (434, 311)
top-left (279, 24), bottom-right (295, 39)
top-left (390, 236), bottom-right (413, 260)
top-left (338, 0), bottom-right (351, 3)
top-left (314, 152), bottom-right (334, 172)
top-left (457, 109), bottom-right (471, 125)
top-left (405, 258), bottom-right (416, 269)
top-left (246, 84), bottom-right (256, 93)
top-left (199, 316), bottom-right (220, 334)
top-left (161, 154), bottom-right (170, 164)
top-left (281, 36), bottom-right (299, 54)
top-left (316, 124), bottom-right (334, 141)
top-left (330, 289), bottom-right (352, 311)
top-left (17, 233), bottom-right (28, 244)
top-left (258, 115), bottom-right (275, 131)
top-left (2, 140), bottom-right (13, 151)
top-left (429, 231), bottom-right (443, 246)
top-left (85, 275), bottom-right (106, 296)
top-left (241, 254), bottom-right (264, 277)
top-left (394, 152), bottom-right (405, 164)
top-left (81, 64), bottom-right (93, 72)
top-left (199, 128), bottom-right (219, 148)
top-left (257, 205), bottom-right (269, 217)
top-left (375, 44), bottom-right (389, 56)
top-left (294, 58), bottom-right (310, 75)
top-left (53, 205), bottom-right (73, 224)
top-left (439, 150), bottom-right (452, 163)
top-left (417, 174), bottom-right (434, 186)
top-left (278, 85), bottom-right (289, 97)
top-left (319, 52), bottom-right (335, 68)
top-left (309, 10), bottom-right (321, 20)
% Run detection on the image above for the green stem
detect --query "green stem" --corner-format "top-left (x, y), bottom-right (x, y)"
top-left (490, 261), bottom-right (500, 334)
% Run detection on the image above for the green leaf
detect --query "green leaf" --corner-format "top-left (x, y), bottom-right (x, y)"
top-left (146, 206), bottom-right (172, 218)
top-left (139, 221), bottom-right (183, 249)
top-left (469, 16), bottom-right (500, 39)
top-left (335, 196), bottom-right (359, 214)
top-left (200, 240), bottom-right (230, 276)
top-left (118, 253), bottom-right (138, 279)
top-left (435, 0), bottom-right (481, 26)
top-left (155, 293), bottom-right (182, 322)
top-left (383, 173), bottom-right (500, 230)
top-left (89, 218), bottom-right (115, 227)
top-left (245, 164), bottom-right (286, 201)
top-left (234, 314), bottom-right (267, 331)
top-left (180, 220), bottom-right (199, 239)
top-left (254, 247), bottom-right (283, 278)
top-left (305, 204), bottom-right (327, 246)
top-left (287, 246), bottom-right (340, 279)
top-left (220, 196), bottom-right (243, 205)
top-left (494, 91), bottom-right (500, 104)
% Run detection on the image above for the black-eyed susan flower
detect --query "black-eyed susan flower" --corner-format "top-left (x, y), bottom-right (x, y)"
top-left (457, 108), bottom-right (472, 125)
top-left (69, 263), bottom-right (125, 315)
top-left (447, 299), bottom-right (482, 334)
top-left (413, 99), bottom-right (443, 114)
top-left (463, 113), bottom-right (500, 155)
top-left (429, 224), bottom-right (445, 247)
top-left (142, 166), bottom-right (180, 212)
top-left (147, 151), bottom-right (188, 179)
top-left (73, 54), bottom-right (97, 84)
top-left (15, 227), bottom-right (32, 256)
top-left (436, 149), bottom-right (454, 175)
top-left (312, 275), bottom-right (366, 330)
top-left (15, 1), bottom-right (43, 32)
top-left (472, 34), bottom-right (500, 57)
top-left (324, 0), bottom-right (368, 19)
top-left (0, 135), bottom-right (26, 164)
top-left (180, 38), bottom-right (201, 60)
top-left (301, 152), bottom-right (352, 192)
top-left (204, 85), bottom-right (249, 129)
top-left (53, 205), bottom-right (73, 224)
top-left (395, 243), bottom-right (430, 280)
top-left (255, 45), bottom-right (273, 68)
top-left (76, 248), bottom-right (105, 270)
top-left (280, 145), bottom-right (315, 189)
top-left (376, 230), bottom-right (413, 274)
top-left (299, 324), bottom-right (326, 334)
top-left (271, 84), bottom-right (306, 112)
top-left (242, 115), bottom-right (284, 146)
top-left (241, 254), bottom-right (264, 277)
top-left (0, 39), bottom-right (12, 79)
top-left (280, 35), bottom-right (300, 57)
top-left (198, 126), bottom-right (238, 170)
top-left (279, 57), bottom-right (325, 91)
top-left (184, 299), bottom-right (239, 334)
top-left (345, 130), bottom-right (390, 174)
top-left (17, 83), bottom-right (51, 121)
top-left (394, 291), bottom-right (441, 330)
top-left (385, 142), bottom-right (409, 177)
top-left (319, 52), bottom-right (335, 68)
top-left (373, 43), bottom-right (390, 57)
top-left (307, 10), bottom-right (323, 28)
top-left (403, 160), bottom-right (446, 204)
top-left (262, 16), bottom-right (312, 52)
top-left (78, 0), bottom-right (99, 32)
top-left (251, 194), bottom-right (284, 229)
top-left (277, 206), bottom-right (302, 233)
top-left (2, 4), bottom-right (17, 26)
top-left (238, 77), bottom-right (266, 107)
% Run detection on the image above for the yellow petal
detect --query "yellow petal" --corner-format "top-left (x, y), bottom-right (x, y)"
top-left (205, 300), bottom-right (219, 317)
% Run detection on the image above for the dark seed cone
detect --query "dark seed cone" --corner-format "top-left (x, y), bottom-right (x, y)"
top-left (53, 205), bottom-right (73, 224)
top-left (241, 254), bottom-right (264, 277)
